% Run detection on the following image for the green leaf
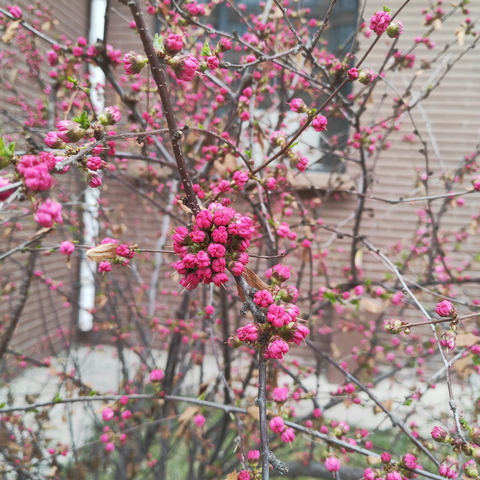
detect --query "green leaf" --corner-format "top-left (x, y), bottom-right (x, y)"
top-left (198, 124), bottom-right (204, 129)
top-left (67, 76), bottom-right (78, 85)
top-left (73, 111), bottom-right (90, 129)
top-left (288, 141), bottom-right (299, 149)
top-left (350, 299), bottom-right (360, 310)
top-left (200, 40), bottom-right (212, 57)
top-left (153, 33), bottom-right (164, 51)
top-left (88, 390), bottom-right (97, 397)
top-left (0, 137), bottom-right (16, 167)
top-left (53, 392), bottom-right (62, 404)
top-left (403, 399), bottom-right (413, 406)
top-left (365, 278), bottom-right (372, 287)
top-left (323, 291), bottom-right (336, 304)
top-left (245, 149), bottom-right (252, 159)
top-left (383, 5), bottom-right (392, 14)
top-left (0, 402), bottom-right (5, 408)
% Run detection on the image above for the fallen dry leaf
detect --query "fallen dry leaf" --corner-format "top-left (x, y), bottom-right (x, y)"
top-left (374, 398), bottom-right (394, 414)
top-left (243, 267), bottom-right (269, 291)
top-left (367, 455), bottom-right (382, 465)
top-left (225, 470), bottom-right (238, 480)
top-left (178, 406), bottom-right (200, 423)
top-left (456, 333), bottom-right (480, 347)
top-left (87, 243), bottom-right (118, 262)
top-left (2, 20), bottom-right (21, 43)
top-left (453, 354), bottom-right (472, 379)
top-left (361, 298), bottom-right (383, 314)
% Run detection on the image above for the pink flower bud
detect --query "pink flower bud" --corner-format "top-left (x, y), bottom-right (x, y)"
top-left (170, 54), bottom-right (199, 82)
top-left (312, 115), bottom-right (328, 132)
top-left (123, 52), bottom-right (148, 75)
top-left (325, 455), bottom-right (341, 472)
top-left (35, 199), bottom-right (63, 228)
top-left (269, 416), bottom-right (285, 433)
top-left (164, 34), bottom-right (183, 55)
top-left (150, 369), bottom-right (164, 382)
top-left (369, 10), bottom-right (391, 36)
top-left (435, 300), bottom-right (455, 317)
top-left (99, 106), bottom-right (121, 126)
top-left (194, 414), bottom-right (205, 427)
top-left (60, 241), bottom-right (75, 256)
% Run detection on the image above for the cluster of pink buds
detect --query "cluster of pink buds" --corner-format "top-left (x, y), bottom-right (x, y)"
top-left (17, 152), bottom-right (70, 194)
top-left (92, 238), bottom-right (138, 274)
top-left (172, 203), bottom-right (254, 290)
top-left (439, 456), bottom-right (459, 479)
top-left (229, 264), bottom-right (309, 359)
top-left (269, 416), bottom-right (295, 444)
top-left (270, 130), bottom-right (311, 173)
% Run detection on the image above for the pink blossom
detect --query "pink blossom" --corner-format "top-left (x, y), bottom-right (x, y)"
top-left (272, 387), bottom-right (289, 403)
top-left (0, 178), bottom-right (15, 201)
top-left (87, 156), bottom-right (103, 171)
top-left (233, 170), bottom-right (249, 189)
top-left (99, 106), bottom-right (121, 126)
top-left (267, 304), bottom-right (289, 328)
top-left (271, 263), bottom-right (291, 283)
top-left (171, 54), bottom-right (199, 82)
top-left (354, 285), bottom-right (364, 295)
top-left (23, 164), bottom-right (53, 192)
top-left (56, 120), bottom-right (85, 143)
top-left (89, 175), bottom-right (102, 189)
top-left (238, 472), bottom-right (251, 480)
top-left (435, 300), bottom-right (454, 317)
top-left (44, 131), bottom-right (64, 149)
top-left (164, 34), bottom-right (184, 55)
top-left (325, 456), bottom-right (341, 472)
top-left (387, 472), bottom-right (402, 480)
top-left (212, 258), bottom-right (226, 273)
top-left (35, 199), bottom-right (63, 228)
top-left (213, 208), bottom-right (233, 226)
top-left (290, 324), bottom-right (310, 346)
top-left (7, 5), bottom-right (23, 18)
top-left (212, 226), bottom-right (228, 243)
top-left (370, 10), bottom-right (391, 35)
top-left (98, 261), bottom-right (112, 274)
top-left (290, 98), bottom-right (307, 113)
top-left (254, 290), bottom-right (274, 308)
top-left (247, 449), bottom-right (260, 464)
top-left (212, 272), bottom-right (229, 287)
top-left (402, 453), bottom-right (417, 469)
top-left (364, 468), bottom-right (376, 480)
top-left (294, 156), bottom-right (309, 172)
top-left (218, 37), bottom-right (233, 52)
top-left (440, 330), bottom-right (456, 350)
top-left (207, 56), bottom-right (219, 70)
top-left (150, 369), bottom-right (164, 382)
top-left (312, 115), bottom-right (328, 132)
top-left (105, 442), bottom-right (115, 452)
top-left (237, 323), bottom-right (260, 343)
top-left (102, 407), bottom-right (114, 421)
top-left (123, 52), bottom-right (147, 75)
top-left (196, 210), bottom-right (213, 230)
top-left (269, 416), bottom-right (285, 433)
top-left (60, 241), bottom-right (75, 256)
top-left (347, 68), bottom-right (359, 80)
top-left (264, 338), bottom-right (289, 359)
top-left (121, 410), bottom-right (132, 420)
top-left (281, 427), bottom-right (295, 444)
top-left (381, 452), bottom-right (391, 463)
top-left (431, 426), bottom-right (449, 443)
top-left (229, 261), bottom-right (245, 276)
top-left (194, 414), bottom-right (205, 427)
top-left (207, 243), bottom-right (226, 258)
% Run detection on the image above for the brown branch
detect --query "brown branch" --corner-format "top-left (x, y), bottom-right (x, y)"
top-left (127, 0), bottom-right (200, 216)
